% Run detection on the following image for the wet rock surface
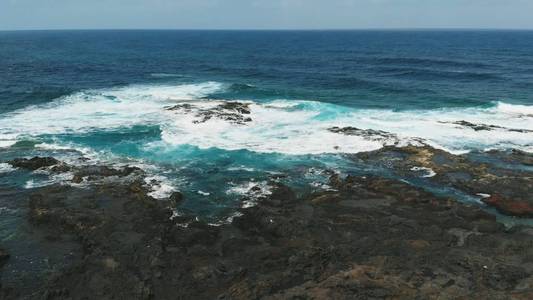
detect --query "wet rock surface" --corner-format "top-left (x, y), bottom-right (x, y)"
top-left (443, 120), bottom-right (533, 133)
top-left (8, 157), bottom-right (61, 171)
top-left (8, 156), bottom-right (142, 184)
top-left (357, 145), bottom-right (533, 218)
top-left (167, 101), bottom-right (253, 125)
top-left (328, 126), bottom-right (401, 144)
top-left (486, 149), bottom-right (533, 166)
top-left (1, 153), bottom-right (533, 299)
top-left (71, 165), bottom-right (142, 183)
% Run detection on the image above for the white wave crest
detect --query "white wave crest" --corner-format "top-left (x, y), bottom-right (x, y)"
top-left (495, 101), bottom-right (533, 116)
top-left (23, 172), bottom-right (74, 189)
top-left (144, 175), bottom-right (178, 199)
top-left (226, 181), bottom-right (273, 208)
top-left (161, 98), bottom-right (533, 154)
top-left (0, 163), bottom-right (16, 173)
top-left (410, 166), bottom-right (437, 178)
top-left (0, 82), bottom-right (223, 138)
top-left (0, 82), bottom-right (531, 155)
top-left (160, 99), bottom-right (402, 154)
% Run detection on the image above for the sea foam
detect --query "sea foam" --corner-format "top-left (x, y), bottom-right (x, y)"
top-left (161, 98), bottom-right (533, 155)
top-left (0, 82), bottom-right (222, 138)
top-left (0, 82), bottom-right (531, 157)
top-left (0, 163), bottom-right (16, 173)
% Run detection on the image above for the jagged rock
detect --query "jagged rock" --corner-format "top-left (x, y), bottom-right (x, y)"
top-left (169, 191), bottom-right (184, 206)
top-left (166, 103), bottom-right (194, 111)
top-left (3, 147), bottom-right (533, 299)
top-left (8, 157), bottom-right (60, 170)
top-left (167, 101), bottom-right (253, 125)
top-left (444, 120), bottom-right (533, 133)
top-left (73, 165), bottom-right (140, 179)
top-left (452, 120), bottom-right (499, 131)
top-left (329, 126), bottom-right (400, 143)
top-left (357, 145), bottom-right (533, 218)
top-left (71, 174), bottom-right (83, 183)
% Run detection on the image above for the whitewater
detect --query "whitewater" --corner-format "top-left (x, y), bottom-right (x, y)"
top-left (0, 82), bottom-right (531, 157)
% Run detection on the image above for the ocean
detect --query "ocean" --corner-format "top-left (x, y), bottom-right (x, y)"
top-left (0, 29), bottom-right (532, 221)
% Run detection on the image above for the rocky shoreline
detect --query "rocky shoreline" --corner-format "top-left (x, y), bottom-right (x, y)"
top-left (355, 145), bottom-right (533, 218)
top-left (1, 146), bottom-right (533, 299)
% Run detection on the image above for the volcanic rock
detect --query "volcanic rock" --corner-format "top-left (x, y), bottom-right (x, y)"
top-left (357, 145), bottom-right (533, 218)
top-left (5, 169), bottom-right (531, 299)
top-left (8, 157), bottom-right (60, 170)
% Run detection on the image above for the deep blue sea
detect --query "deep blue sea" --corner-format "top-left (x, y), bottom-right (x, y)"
top-left (1, 30), bottom-right (532, 220)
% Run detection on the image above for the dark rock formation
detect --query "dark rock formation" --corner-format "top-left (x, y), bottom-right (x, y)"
top-left (218, 101), bottom-right (251, 115)
top-left (168, 191), bottom-right (184, 206)
top-left (167, 101), bottom-right (253, 125)
top-left (8, 157), bottom-right (60, 170)
top-left (1, 165), bottom-right (531, 299)
top-left (166, 103), bottom-right (194, 112)
top-left (443, 120), bottom-right (533, 133)
top-left (72, 165), bottom-right (141, 181)
top-left (452, 120), bottom-right (500, 131)
top-left (329, 126), bottom-right (400, 143)
top-left (2, 146), bottom-right (533, 299)
top-left (357, 145), bottom-right (533, 218)
top-left (194, 102), bottom-right (252, 125)
top-left (486, 149), bottom-right (533, 166)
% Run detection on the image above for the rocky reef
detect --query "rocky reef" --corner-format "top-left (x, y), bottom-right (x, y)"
top-left (166, 101), bottom-right (253, 125)
top-left (356, 145), bottom-right (533, 218)
top-left (441, 120), bottom-right (533, 133)
top-left (1, 147), bottom-right (533, 299)
top-left (328, 126), bottom-right (402, 144)
top-left (8, 157), bottom-right (61, 171)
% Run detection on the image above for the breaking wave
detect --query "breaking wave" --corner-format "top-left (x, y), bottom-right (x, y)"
top-left (0, 81), bottom-right (531, 156)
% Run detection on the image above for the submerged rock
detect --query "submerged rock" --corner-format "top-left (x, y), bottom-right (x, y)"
top-left (485, 149), bottom-right (533, 166)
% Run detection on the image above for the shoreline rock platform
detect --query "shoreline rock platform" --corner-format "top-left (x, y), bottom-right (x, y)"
top-left (0, 146), bottom-right (532, 299)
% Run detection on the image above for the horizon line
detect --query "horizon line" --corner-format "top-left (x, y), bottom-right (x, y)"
top-left (2, 27), bottom-right (533, 32)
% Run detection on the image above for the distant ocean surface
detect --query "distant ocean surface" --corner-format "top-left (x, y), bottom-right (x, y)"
top-left (0, 30), bottom-right (532, 220)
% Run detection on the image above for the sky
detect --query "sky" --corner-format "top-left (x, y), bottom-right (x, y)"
top-left (1, 0), bottom-right (533, 30)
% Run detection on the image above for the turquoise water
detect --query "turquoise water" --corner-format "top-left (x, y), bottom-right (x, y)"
top-left (0, 30), bottom-right (532, 223)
